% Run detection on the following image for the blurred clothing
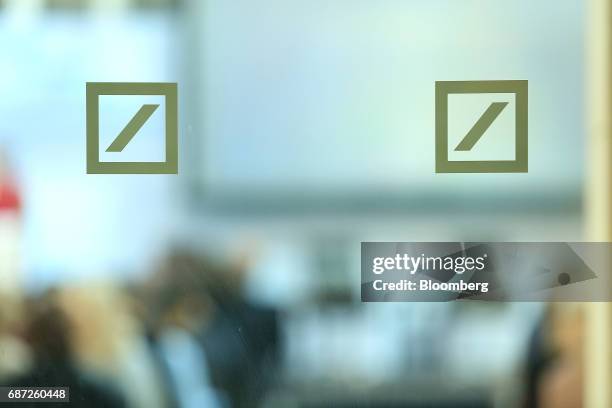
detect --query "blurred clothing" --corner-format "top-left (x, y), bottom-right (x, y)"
top-left (157, 328), bottom-right (226, 408)
top-left (0, 182), bottom-right (19, 211)
top-left (198, 298), bottom-right (279, 408)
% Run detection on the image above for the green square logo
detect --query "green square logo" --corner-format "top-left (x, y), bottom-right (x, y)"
top-left (86, 82), bottom-right (178, 174)
top-left (435, 80), bottom-right (528, 173)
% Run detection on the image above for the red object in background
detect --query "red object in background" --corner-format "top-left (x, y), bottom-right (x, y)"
top-left (0, 182), bottom-right (20, 212)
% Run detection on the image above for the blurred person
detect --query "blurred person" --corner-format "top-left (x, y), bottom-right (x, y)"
top-left (194, 252), bottom-right (280, 408)
top-left (5, 290), bottom-right (125, 407)
top-left (147, 249), bottom-right (279, 408)
top-left (144, 250), bottom-right (229, 408)
top-left (56, 284), bottom-right (168, 408)
top-left (0, 295), bottom-right (31, 382)
top-left (523, 304), bottom-right (583, 408)
top-left (0, 147), bottom-right (22, 295)
top-left (155, 291), bottom-right (227, 408)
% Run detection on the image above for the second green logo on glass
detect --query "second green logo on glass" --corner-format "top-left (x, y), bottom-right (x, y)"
top-left (435, 80), bottom-right (528, 173)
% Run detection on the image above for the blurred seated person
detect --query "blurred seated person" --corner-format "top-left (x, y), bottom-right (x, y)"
top-left (5, 291), bottom-right (125, 408)
top-left (148, 249), bottom-right (279, 408)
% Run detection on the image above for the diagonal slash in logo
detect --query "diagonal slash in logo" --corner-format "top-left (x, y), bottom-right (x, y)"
top-left (106, 104), bottom-right (160, 152)
top-left (454, 102), bottom-right (508, 151)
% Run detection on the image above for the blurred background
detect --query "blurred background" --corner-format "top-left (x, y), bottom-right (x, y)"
top-left (0, 0), bottom-right (603, 407)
